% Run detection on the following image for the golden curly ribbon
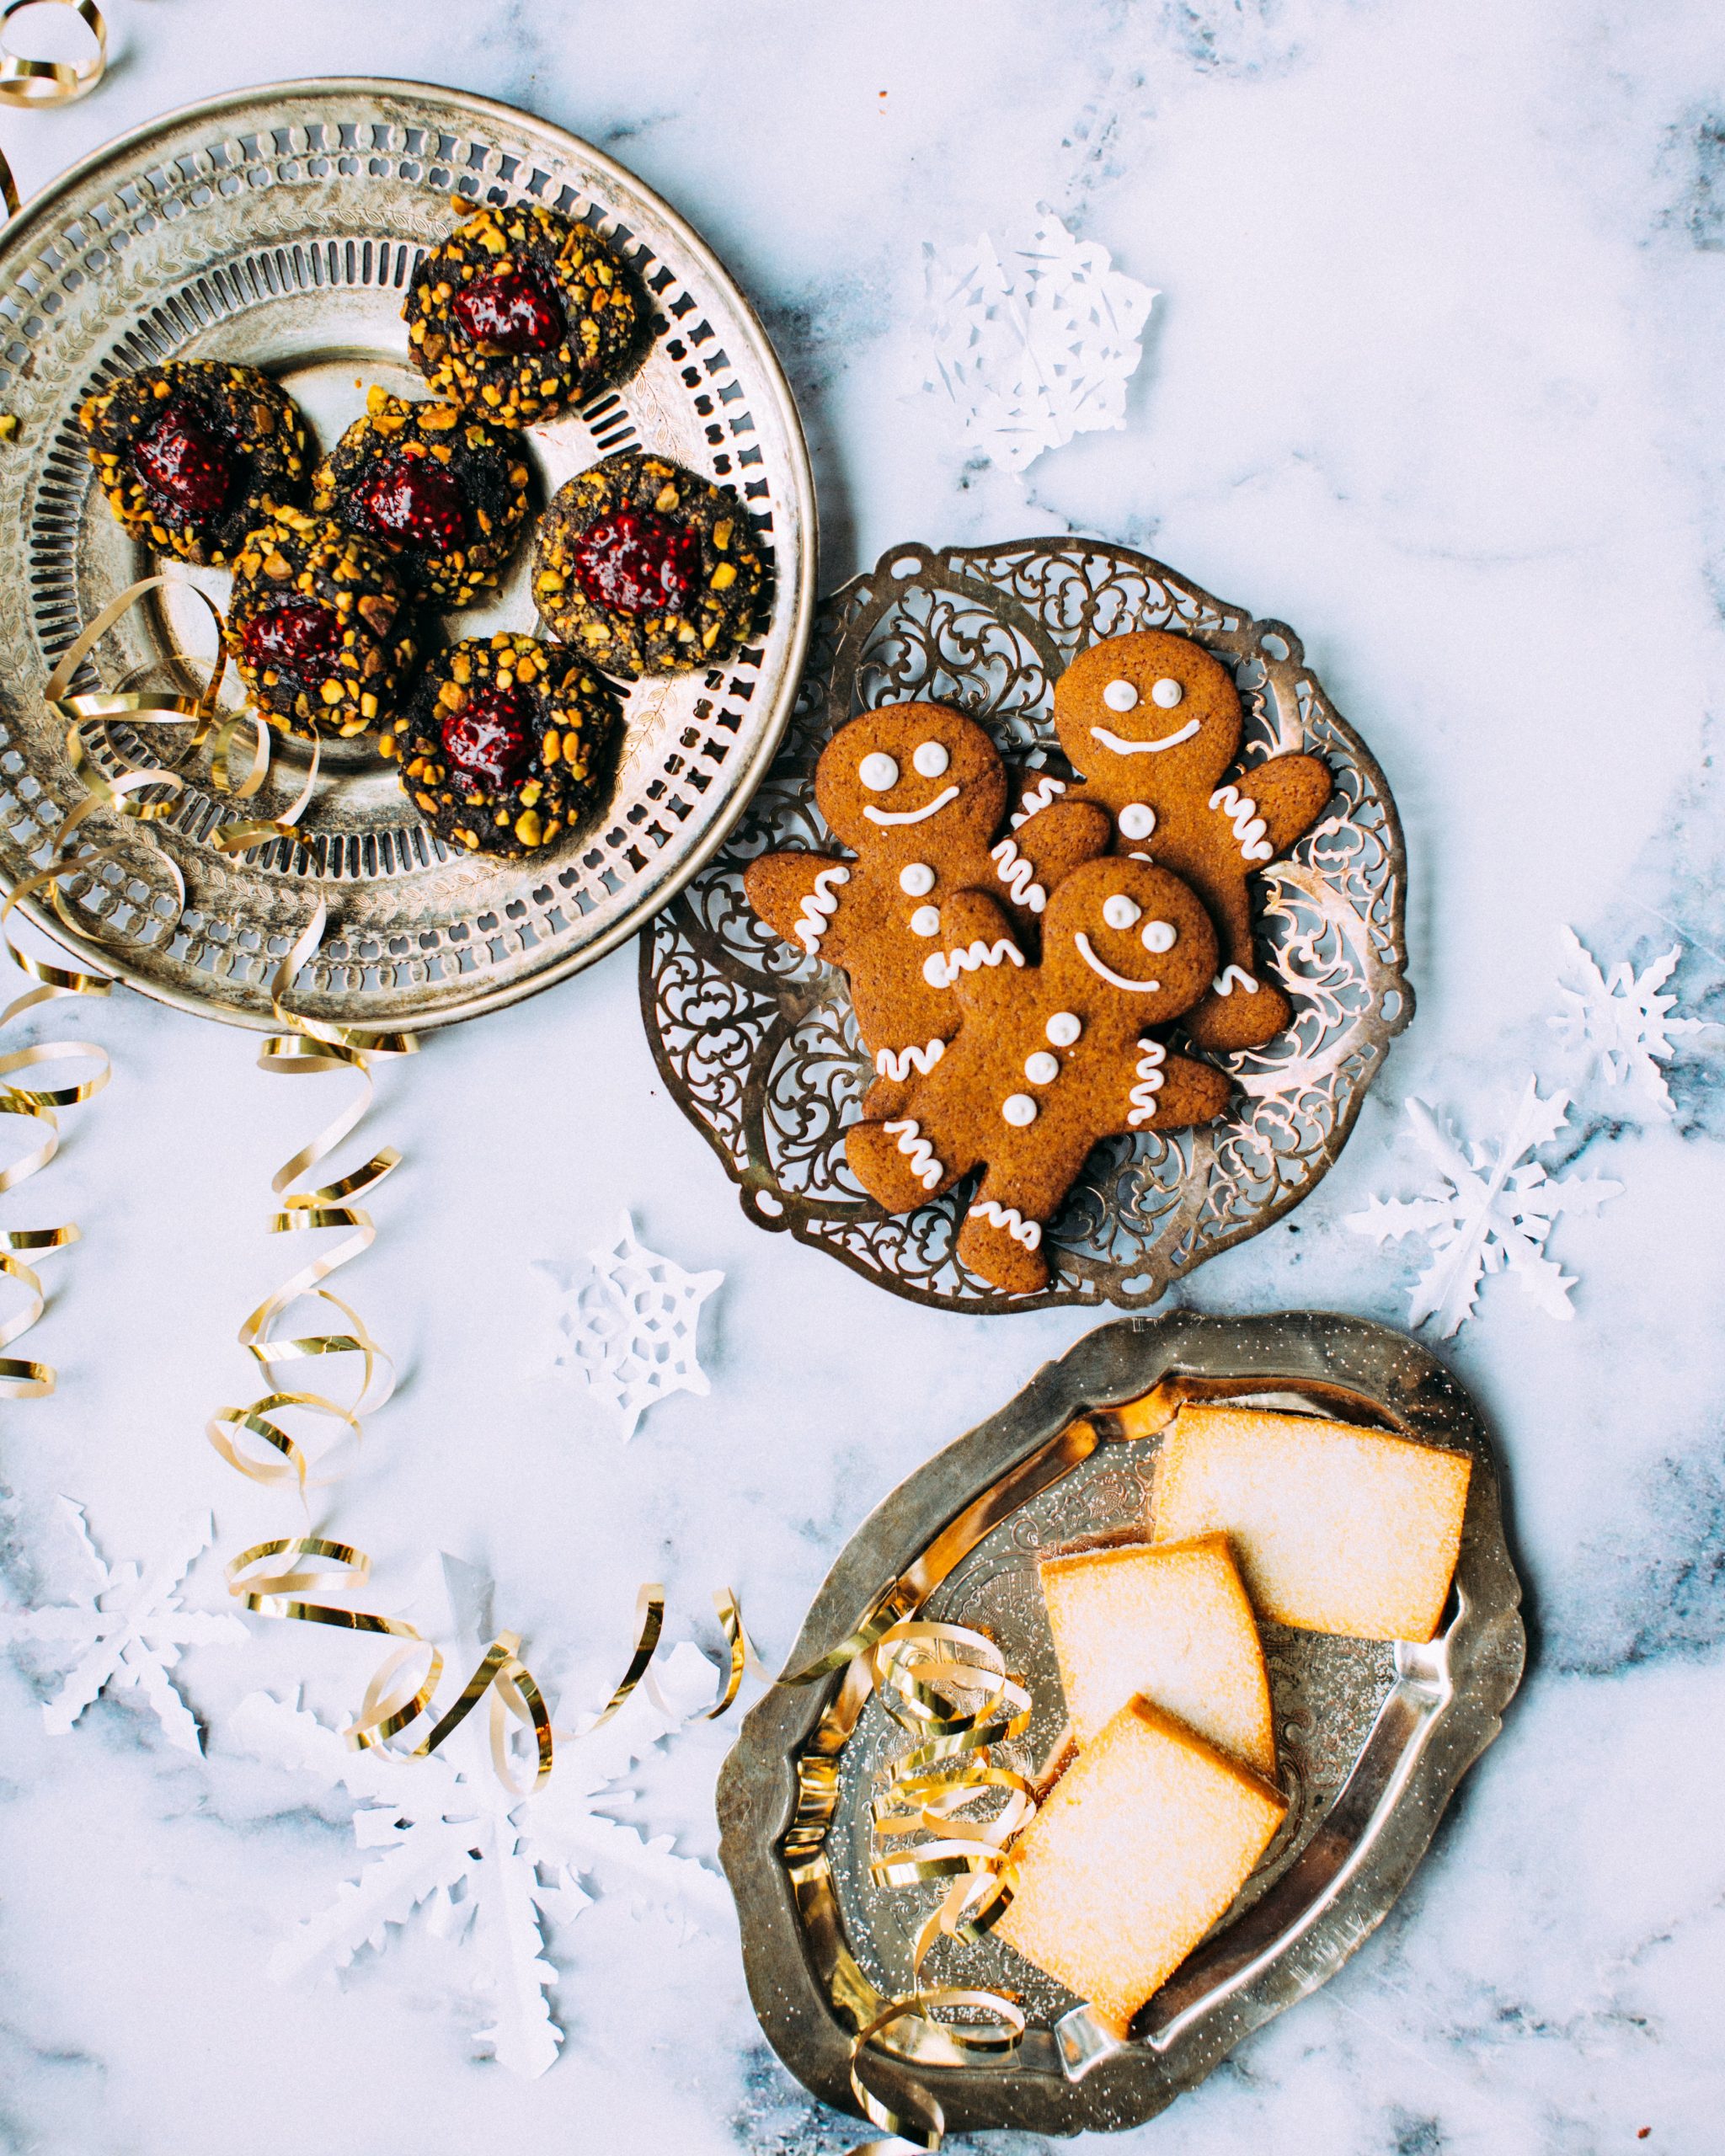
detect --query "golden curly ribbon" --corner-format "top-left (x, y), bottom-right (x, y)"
top-left (838, 1621), bottom-right (1038, 2153)
top-left (0, 1), bottom-right (108, 227)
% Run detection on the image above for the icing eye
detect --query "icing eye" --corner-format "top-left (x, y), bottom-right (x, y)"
top-left (1102, 894), bottom-right (1143, 930)
top-left (1150, 677), bottom-right (1184, 710)
top-left (1045, 1011), bottom-right (1082, 1048)
top-left (1102, 678), bottom-right (1139, 713)
top-left (858, 751), bottom-right (899, 791)
top-left (1023, 1051), bottom-right (1060, 1085)
top-left (909, 906), bottom-right (941, 937)
top-left (1001, 1093), bottom-right (1039, 1127)
top-left (899, 862), bottom-right (936, 896)
top-left (1141, 920), bottom-right (1178, 953)
top-left (1118, 803), bottom-right (1156, 842)
top-left (911, 740), bottom-right (950, 778)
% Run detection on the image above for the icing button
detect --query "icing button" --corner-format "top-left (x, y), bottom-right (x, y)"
top-left (911, 739), bottom-right (950, 777)
top-left (909, 905), bottom-right (941, 937)
top-left (899, 861), bottom-right (936, 896)
top-left (1151, 677), bottom-right (1184, 709)
top-left (858, 751), bottom-right (899, 791)
top-left (1102, 893), bottom-right (1143, 930)
top-left (1141, 920), bottom-right (1178, 953)
top-left (1045, 1011), bottom-right (1082, 1047)
top-left (1023, 1050), bottom-right (1060, 1086)
top-left (1001, 1093), bottom-right (1039, 1127)
top-left (1118, 802), bottom-right (1156, 842)
top-left (1102, 678), bottom-right (1139, 712)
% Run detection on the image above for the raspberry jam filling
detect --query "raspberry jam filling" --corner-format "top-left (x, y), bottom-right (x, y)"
top-left (351, 451), bottom-right (468, 551)
top-left (570, 508), bottom-right (702, 616)
top-left (240, 600), bottom-right (341, 691)
top-left (131, 399), bottom-right (235, 523)
top-left (451, 263), bottom-right (564, 355)
top-left (441, 683), bottom-right (534, 791)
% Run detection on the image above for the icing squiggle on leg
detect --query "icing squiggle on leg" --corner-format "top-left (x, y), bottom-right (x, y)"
top-left (874, 1038), bottom-right (945, 1082)
top-left (883, 1118), bottom-right (944, 1190)
top-left (967, 1200), bottom-right (1042, 1251)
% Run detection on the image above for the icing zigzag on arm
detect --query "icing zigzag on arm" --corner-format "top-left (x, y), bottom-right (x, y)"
top-left (921, 939), bottom-right (1027, 990)
top-left (991, 836), bottom-right (1047, 914)
top-left (1008, 774), bottom-right (1066, 830)
top-left (1127, 1038), bottom-right (1167, 1126)
top-left (794, 864), bottom-right (851, 954)
top-left (1211, 963), bottom-right (1261, 996)
top-left (1210, 785), bottom-right (1273, 863)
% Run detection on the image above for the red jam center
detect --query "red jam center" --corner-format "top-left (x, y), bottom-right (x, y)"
top-left (131, 399), bottom-right (234, 523)
top-left (450, 263), bottom-right (563, 355)
top-left (441, 683), bottom-right (533, 791)
top-left (240, 600), bottom-right (341, 690)
top-left (352, 451), bottom-right (468, 550)
top-left (571, 508), bottom-right (702, 616)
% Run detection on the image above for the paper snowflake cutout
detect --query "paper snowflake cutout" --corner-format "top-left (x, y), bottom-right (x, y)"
top-left (1551, 926), bottom-right (1707, 1116)
top-left (1345, 1079), bottom-right (1624, 1337)
top-left (0, 1502), bottom-right (245, 1753)
top-left (234, 1615), bottom-right (731, 2079)
top-left (557, 1213), bottom-right (723, 1439)
top-left (921, 206), bottom-right (1156, 472)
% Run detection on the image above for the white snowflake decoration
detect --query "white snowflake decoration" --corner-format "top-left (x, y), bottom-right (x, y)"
top-left (233, 1609), bottom-right (731, 2079)
top-left (1551, 926), bottom-right (1707, 1116)
top-left (1345, 1079), bottom-right (1624, 1337)
top-left (0, 1502), bottom-right (245, 1753)
top-left (921, 206), bottom-right (1156, 472)
top-left (557, 1213), bottom-right (723, 1439)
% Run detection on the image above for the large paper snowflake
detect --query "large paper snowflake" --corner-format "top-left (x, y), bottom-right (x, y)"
top-left (0, 1502), bottom-right (245, 1753)
top-left (1551, 926), bottom-right (1707, 1116)
top-left (555, 1213), bottom-right (723, 1439)
top-left (921, 206), bottom-right (1156, 472)
top-left (233, 1614), bottom-right (731, 2079)
top-left (1345, 1079), bottom-right (1624, 1337)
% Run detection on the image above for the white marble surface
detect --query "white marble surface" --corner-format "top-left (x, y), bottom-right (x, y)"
top-left (1, 3), bottom-right (1722, 2151)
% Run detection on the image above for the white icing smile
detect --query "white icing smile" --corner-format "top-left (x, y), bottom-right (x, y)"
top-left (863, 783), bottom-right (960, 826)
top-left (1074, 931), bottom-right (1161, 993)
top-left (1090, 719), bottom-right (1201, 755)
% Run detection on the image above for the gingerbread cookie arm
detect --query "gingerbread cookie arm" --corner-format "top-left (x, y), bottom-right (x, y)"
top-left (1222, 753), bottom-right (1332, 862)
top-left (846, 1110), bottom-right (971, 1214)
top-left (989, 798), bottom-right (1114, 919)
top-left (1104, 1038), bottom-right (1233, 1137)
top-left (743, 851), bottom-right (871, 965)
top-left (920, 890), bottom-right (1028, 1016)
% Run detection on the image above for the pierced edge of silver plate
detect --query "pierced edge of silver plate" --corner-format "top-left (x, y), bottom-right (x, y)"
top-left (0, 77), bottom-right (817, 1032)
top-left (716, 1309), bottom-right (1526, 2139)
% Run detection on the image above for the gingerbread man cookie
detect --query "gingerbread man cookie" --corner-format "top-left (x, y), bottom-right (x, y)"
top-left (744, 703), bottom-right (1112, 1113)
top-left (1011, 629), bottom-right (1332, 1053)
top-left (845, 859), bottom-right (1233, 1295)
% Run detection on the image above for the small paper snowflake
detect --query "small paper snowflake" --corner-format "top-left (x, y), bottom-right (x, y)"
top-left (233, 1565), bottom-right (731, 2079)
top-left (921, 206), bottom-right (1156, 472)
top-left (556, 1213), bottom-right (723, 1439)
top-left (0, 1502), bottom-right (246, 1753)
top-left (1551, 926), bottom-right (1707, 1116)
top-left (1345, 1079), bottom-right (1624, 1337)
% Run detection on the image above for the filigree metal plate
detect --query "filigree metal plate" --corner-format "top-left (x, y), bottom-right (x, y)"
top-left (641, 542), bottom-right (1411, 1312)
top-left (718, 1310), bottom-right (1525, 2139)
top-left (0, 79), bottom-right (814, 1029)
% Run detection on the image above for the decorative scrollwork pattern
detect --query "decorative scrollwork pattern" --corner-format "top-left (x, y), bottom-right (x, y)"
top-left (641, 539), bottom-right (1413, 1312)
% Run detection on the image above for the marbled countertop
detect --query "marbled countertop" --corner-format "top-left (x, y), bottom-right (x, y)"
top-left (1, 4), bottom-right (1721, 2152)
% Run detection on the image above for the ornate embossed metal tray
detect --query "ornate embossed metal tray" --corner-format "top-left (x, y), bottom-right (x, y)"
top-left (0, 79), bottom-right (814, 1028)
top-left (642, 542), bottom-right (1411, 1312)
top-left (718, 1310), bottom-right (1525, 2140)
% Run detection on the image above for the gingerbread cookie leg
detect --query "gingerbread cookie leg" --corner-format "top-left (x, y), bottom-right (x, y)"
top-left (958, 1172), bottom-right (1051, 1296)
top-left (846, 1113), bottom-right (969, 1214)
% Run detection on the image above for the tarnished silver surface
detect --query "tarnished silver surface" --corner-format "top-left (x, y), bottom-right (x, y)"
top-left (717, 1310), bottom-right (1525, 2138)
top-left (0, 79), bottom-right (814, 1029)
top-left (643, 542), bottom-right (1411, 1312)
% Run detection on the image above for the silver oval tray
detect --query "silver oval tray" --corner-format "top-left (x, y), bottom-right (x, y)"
top-left (642, 541), bottom-right (1412, 1313)
top-left (718, 1310), bottom-right (1525, 2139)
top-left (0, 77), bottom-right (814, 1029)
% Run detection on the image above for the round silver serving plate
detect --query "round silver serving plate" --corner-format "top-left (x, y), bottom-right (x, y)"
top-left (718, 1310), bottom-right (1525, 2139)
top-left (0, 79), bottom-right (814, 1028)
top-left (644, 541), bottom-right (1413, 1313)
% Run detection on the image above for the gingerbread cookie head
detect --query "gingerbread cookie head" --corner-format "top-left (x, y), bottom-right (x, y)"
top-left (1052, 630), bottom-right (1242, 805)
top-left (813, 702), bottom-right (1008, 865)
top-left (1034, 857), bottom-right (1219, 1026)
